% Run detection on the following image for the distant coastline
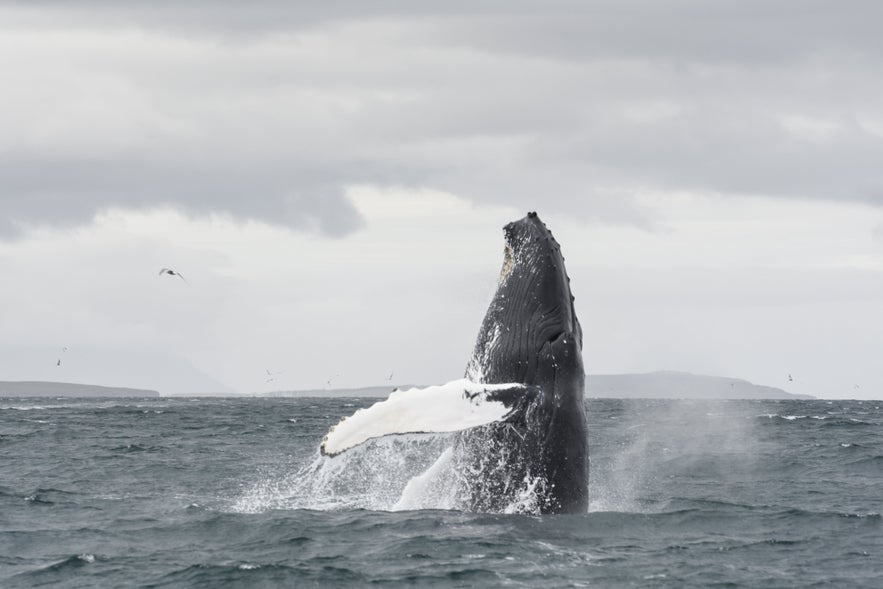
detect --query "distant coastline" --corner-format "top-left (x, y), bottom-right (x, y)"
top-left (0, 371), bottom-right (812, 400)
top-left (0, 381), bottom-right (160, 398)
top-left (259, 371), bottom-right (813, 400)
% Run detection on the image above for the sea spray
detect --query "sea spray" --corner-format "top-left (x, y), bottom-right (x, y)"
top-left (234, 397), bottom-right (764, 516)
top-left (233, 434), bottom-right (453, 512)
top-left (233, 428), bottom-right (552, 514)
top-left (589, 398), bottom-right (764, 512)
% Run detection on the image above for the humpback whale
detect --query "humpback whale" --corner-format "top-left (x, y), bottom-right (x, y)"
top-left (321, 212), bottom-right (588, 514)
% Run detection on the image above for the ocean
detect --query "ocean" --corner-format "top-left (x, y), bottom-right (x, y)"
top-left (1, 395), bottom-right (881, 588)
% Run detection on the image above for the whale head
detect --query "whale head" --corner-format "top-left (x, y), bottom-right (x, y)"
top-left (467, 211), bottom-right (583, 387)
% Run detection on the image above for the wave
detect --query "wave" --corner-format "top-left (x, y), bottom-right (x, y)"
top-left (758, 414), bottom-right (876, 427)
top-left (21, 487), bottom-right (81, 506)
top-left (108, 443), bottom-right (166, 453)
top-left (7, 553), bottom-right (98, 587)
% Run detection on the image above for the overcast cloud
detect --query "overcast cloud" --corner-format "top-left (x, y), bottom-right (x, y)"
top-left (3, 1), bottom-right (883, 235)
top-left (1, 2), bottom-right (882, 398)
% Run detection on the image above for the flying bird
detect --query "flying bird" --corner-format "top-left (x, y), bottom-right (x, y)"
top-left (159, 268), bottom-right (187, 283)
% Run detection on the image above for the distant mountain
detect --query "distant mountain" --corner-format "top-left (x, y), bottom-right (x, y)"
top-left (0, 381), bottom-right (160, 398)
top-left (261, 372), bottom-right (811, 400)
top-left (0, 345), bottom-right (235, 396)
top-left (586, 371), bottom-right (812, 400)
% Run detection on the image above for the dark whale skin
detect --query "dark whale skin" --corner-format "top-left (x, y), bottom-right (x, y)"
top-left (465, 211), bottom-right (588, 514)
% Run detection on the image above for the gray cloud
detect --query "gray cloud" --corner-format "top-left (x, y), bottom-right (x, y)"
top-left (0, 159), bottom-right (364, 237)
top-left (12, 1), bottom-right (882, 62)
top-left (2, 1), bottom-right (883, 236)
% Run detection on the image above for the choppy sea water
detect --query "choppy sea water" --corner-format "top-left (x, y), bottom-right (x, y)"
top-left (1, 396), bottom-right (881, 588)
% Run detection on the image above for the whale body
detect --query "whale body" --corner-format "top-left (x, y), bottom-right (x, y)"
top-left (460, 211), bottom-right (588, 513)
top-left (321, 212), bottom-right (588, 514)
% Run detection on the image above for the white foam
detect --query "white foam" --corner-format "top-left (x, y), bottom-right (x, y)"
top-left (231, 433), bottom-right (452, 513)
top-left (321, 379), bottom-right (524, 456)
top-left (392, 447), bottom-right (456, 511)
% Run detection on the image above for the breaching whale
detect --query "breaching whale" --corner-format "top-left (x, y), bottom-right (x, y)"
top-left (321, 212), bottom-right (588, 514)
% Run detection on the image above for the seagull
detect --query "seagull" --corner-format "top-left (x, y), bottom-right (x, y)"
top-left (788, 374), bottom-right (793, 382)
top-left (386, 372), bottom-right (394, 381)
top-left (266, 369), bottom-right (281, 383)
top-left (159, 268), bottom-right (187, 283)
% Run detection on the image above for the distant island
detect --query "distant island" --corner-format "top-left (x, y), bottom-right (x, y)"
top-left (259, 371), bottom-right (812, 400)
top-left (0, 381), bottom-right (160, 398)
top-left (585, 371), bottom-right (812, 400)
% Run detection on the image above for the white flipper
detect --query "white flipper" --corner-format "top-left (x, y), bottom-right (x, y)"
top-left (320, 379), bottom-right (530, 456)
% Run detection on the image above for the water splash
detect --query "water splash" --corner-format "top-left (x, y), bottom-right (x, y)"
top-left (233, 434), bottom-right (453, 513)
top-left (232, 428), bottom-right (551, 515)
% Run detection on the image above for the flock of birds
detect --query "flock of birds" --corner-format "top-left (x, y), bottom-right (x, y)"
top-left (53, 269), bottom-right (185, 368)
top-left (52, 267), bottom-right (392, 390)
top-left (56, 268), bottom-right (859, 393)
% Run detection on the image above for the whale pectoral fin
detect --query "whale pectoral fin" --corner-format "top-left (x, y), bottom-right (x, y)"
top-left (320, 379), bottom-right (533, 456)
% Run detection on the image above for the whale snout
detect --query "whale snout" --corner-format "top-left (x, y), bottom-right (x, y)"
top-left (503, 212), bottom-right (556, 255)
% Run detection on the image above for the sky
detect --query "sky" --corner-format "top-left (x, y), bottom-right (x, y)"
top-left (1, 1), bottom-right (882, 398)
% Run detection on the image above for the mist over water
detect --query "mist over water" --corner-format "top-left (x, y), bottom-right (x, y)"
top-left (589, 398), bottom-right (765, 512)
top-left (2, 395), bottom-right (882, 587)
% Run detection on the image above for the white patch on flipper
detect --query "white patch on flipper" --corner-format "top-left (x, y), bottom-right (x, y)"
top-left (321, 379), bottom-right (524, 456)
